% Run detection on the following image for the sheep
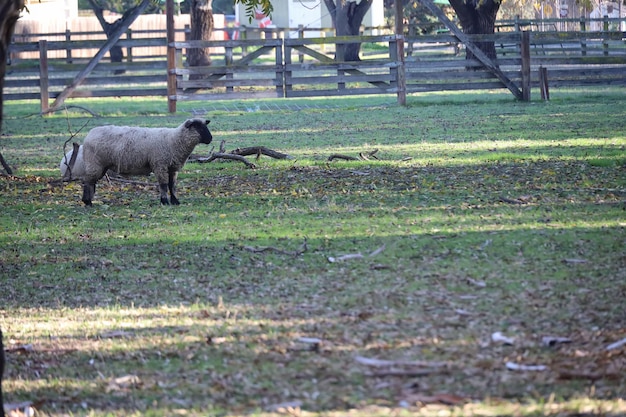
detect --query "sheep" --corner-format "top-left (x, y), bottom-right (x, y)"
top-left (80, 118), bottom-right (212, 206)
top-left (60, 144), bottom-right (86, 181)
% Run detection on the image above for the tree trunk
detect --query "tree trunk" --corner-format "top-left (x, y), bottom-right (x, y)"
top-left (188, 0), bottom-right (214, 80)
top-left (0, 0), bottom-right (24, 175)
top-left (449, 0), bottom-right (500, 62)
top-left (89, 0), bottom-right (136, 74)
top-left (323, 0), bottom-right (373, 61)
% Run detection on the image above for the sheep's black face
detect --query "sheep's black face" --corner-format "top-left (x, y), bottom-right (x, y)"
top-left (187, 119), bottom-right (213, 145)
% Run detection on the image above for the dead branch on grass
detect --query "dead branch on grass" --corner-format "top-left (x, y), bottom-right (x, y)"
top-left (190, 140), bottom-right (293, 169)
top-left (355, 355), bottom-right (447, 368)
top-left (328, 244), bottom-right (386, 263)
top-left (499, 195), bottom-right (529, 205)
top-left (231, 146), bottom-right (292, 160)
top-left (328, 149), bottom-right (380, 162)
top-left (243, 239), bottom-right (308, 256)
top-left (197, 153), bottom-right (256, 168)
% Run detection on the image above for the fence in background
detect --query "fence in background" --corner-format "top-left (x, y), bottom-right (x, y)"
top-left (4, 17), bottom-right (626, 112)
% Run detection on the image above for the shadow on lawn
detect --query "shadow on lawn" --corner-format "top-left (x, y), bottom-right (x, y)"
top-left (1, 160), bottom-right (625, 415)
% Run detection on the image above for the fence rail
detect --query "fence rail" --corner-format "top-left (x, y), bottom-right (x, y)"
top-left (4, 20), bottom-right (626, 112)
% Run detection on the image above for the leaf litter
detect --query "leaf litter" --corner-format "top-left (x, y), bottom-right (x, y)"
top-left (1, 98), bottom-right (625, 416)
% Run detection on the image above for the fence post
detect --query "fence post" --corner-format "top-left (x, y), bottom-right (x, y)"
top-left (275, 39), bottom-right (284, 97)
top-left (389, 35), bottom-right (406, 106)
top-left (539, 66), bottom-right (549, 100)
top-left (580, 17), bottom-right (587, 56)
top-left (521, 30), bottom-right (531, 102)
top-left (65, 29), bottom-right (72, 64)
top-left (240, 26), bottom-right (247, 57)
top-left (407, 24), bottom-right (415, 56)
top-left (166, 0), bottom-right (177, 113)
top-left (603, 15), bottom-right (609, 56)
top-left (298, 24), bottom-right (304, 63)
top-left (225, 45), bottom-right (233, 93)
top-left (283, 39), bottom-right (292, 96)
top-left (38, 40), bottom-right (49, 113)
top-left (126, 29), bottom-right (133, 62)
top-left (184, 24), bottom-right (190, 59)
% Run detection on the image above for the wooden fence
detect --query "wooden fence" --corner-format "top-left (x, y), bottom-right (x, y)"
top-left (168, 29), bottom-right (626, 109)
top-left (4, 21), bottom-right (626, 112)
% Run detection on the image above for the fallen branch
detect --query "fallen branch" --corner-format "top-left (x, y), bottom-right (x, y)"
top-left (198, 153), bottom-right (256, 168)
top-left (606, 336), bottom-right (626, 351)
top-left (328, 149), bottom-right (380, 162)
top-left (365, 369), bottom-right (436, 377)
top-left (243, 239), bottom-right (308, 256)
top-left (328, 244), bottom-right (386, 263)
top-left (355, 355), bottom-right (447, 368)
top-left (231, 146), bottom-right (292, 160)
top-left (190, 141), bottom-right (291, 168)
top-left (328, 154), bottom-right (359, 161)
top-left (505, 361), bottom-right (547, 371)
top-left (499, 196), bottom-right (526, 205)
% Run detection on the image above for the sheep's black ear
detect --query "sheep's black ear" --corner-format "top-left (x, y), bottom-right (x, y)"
top-left (205, 119), bottom-right (210, 125)
top-left (184, 119), bottom-right (193, 128)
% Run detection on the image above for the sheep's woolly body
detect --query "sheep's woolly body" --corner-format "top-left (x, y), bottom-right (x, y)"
top-left (84, 124), bottom-right (199, 178)
top-left (80, 118), bottom-right (212, 206)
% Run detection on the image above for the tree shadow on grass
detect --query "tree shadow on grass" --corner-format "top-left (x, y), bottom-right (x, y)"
top-left (1, 161), bottom-right (625, 415)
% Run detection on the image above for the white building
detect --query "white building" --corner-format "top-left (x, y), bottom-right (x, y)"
top-left (21, 0), bottom-right (78, 20)
top-left (235, 0), bottom-right (385, 38)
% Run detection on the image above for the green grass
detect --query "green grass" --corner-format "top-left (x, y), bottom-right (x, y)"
top-left (1, 88), bottom-right (625, 416)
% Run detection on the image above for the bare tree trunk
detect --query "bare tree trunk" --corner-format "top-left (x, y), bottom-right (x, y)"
top-left (87, 0), bottom-right (151, 74)
top-left (0, 0), bottom-right (24, 175)
top-left (188, 0), bottom-right (214, 80)
top-left (449, 0), bottom-right (500, 63)
top-left (323, 0), bottom-right (373, 61)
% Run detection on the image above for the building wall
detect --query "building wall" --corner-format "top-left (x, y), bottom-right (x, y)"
top-left (235, 0), bottom-right (385, 37)
top-left (22, 0), bottom-right (78, 20)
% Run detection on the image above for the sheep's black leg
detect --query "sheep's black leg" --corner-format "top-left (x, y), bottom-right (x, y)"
top-left (168, 170), bottom-right (179, 205)
top-left (82, 182), bottom-right (96, 206)
top-left (158, 183), bottom-right (170, 205)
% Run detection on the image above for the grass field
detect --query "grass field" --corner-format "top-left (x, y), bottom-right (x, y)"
top-left (1, 89), bottom-right (625, 416)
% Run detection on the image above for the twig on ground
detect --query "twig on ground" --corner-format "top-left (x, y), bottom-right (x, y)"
top-left (328, 154), bottom-right (359, 161)
top-left (499, 196), bottom-right (526, 205)
top-left (364, 369), bottom-right (436, 377)
top-left (355, 355), bottom-right (447, 368)
top-left (243, 239), bottom-right (308, 256)
top-left (231, 146), bottom-right (292, 160)
top-left (328, 149), bottom-right (379, 162)
top-left (190, 140), bottom-right (292, 168)
top-left (328, 244), bottom-right (386, 263)
top-left (197, 153), bottom-right (256, 168)
top-left (606, 337), bottom-right (626, 351)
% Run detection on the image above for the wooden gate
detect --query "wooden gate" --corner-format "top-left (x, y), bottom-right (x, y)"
top-left (168, 38), bottom-right (284, 104)
top-left (282, 35), bottom-right (402, 98)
